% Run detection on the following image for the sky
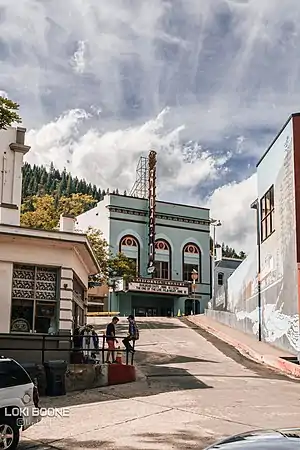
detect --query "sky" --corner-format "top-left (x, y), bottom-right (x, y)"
top-left (1, 0), bottom-right (300, 253)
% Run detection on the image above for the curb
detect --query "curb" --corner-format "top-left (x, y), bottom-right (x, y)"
top-left (186, 316), bottom-right (300, 379)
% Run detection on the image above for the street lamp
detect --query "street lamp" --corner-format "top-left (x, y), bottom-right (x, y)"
top-left (191, 269), bottom-right (198, 315)
top-left (107, 270), bottom-right (118, 313)
top-left (210, 219), bottom-right (222, 308)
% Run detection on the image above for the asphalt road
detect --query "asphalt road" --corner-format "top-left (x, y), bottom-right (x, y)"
top-left (20, 317), bottom-right (300, 449)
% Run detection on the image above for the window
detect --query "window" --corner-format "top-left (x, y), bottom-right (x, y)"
top-left (154, 239), bottom-right (171, 279)
top-left (154, 261), bottom-right (169, 279)
top-left (11, 265), bottom-right (58, 334)
top-left (120, 235), bottom-right (139, 274)
top-left (182, 243), bottom-right (201, 282)
top-left (128, 258), bottom-right (138, 274)
top-left (0, 360), bottom-right (32, 389)
top-left (183, 264), bottom-right (199, 282)
top-left (218, 272), bottom-right (224, 286)
top-left (260, 186), bottom-right (275, 242)
top-left (120, 236), bottom-right (138, 247)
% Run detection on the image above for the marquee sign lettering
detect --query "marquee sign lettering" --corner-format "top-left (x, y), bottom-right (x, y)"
top-left (148, 150), bottom-right (157, 272)
top-left (128, 278), bottom-right (189, 296)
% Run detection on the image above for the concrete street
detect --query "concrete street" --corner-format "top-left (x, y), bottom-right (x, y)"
top-left (21, 317), bottom-right (300, 449)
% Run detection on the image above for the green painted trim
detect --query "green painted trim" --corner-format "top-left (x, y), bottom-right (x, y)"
top-left (111, 216), bottom-right (209, 233)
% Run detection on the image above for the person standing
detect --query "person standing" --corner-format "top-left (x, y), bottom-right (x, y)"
top-left (122, 315), bottom-right (139, 352)
top-left (106, 316), bottom-right (119, 363)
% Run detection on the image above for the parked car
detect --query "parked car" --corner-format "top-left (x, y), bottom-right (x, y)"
top-left (0, 356), bottom-right (40, 449)
top-left (205, 428), bottom-right (300, 449)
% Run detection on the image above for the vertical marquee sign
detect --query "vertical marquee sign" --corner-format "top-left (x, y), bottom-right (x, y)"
top-left (148, 150), bottom-right (157, 274)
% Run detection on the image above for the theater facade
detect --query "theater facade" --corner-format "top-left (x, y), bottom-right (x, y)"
top-left (77, 193), bottom-right (212, 317)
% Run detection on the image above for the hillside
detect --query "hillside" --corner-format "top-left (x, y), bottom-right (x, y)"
top-left (21, 162), bottom-right (245, 259)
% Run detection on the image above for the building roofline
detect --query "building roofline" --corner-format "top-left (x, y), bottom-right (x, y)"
top-left (256, 113), bottom-right (300, 168)
top-left (109, 193), bottom-right (209, 212)
top-left (0, 224), bottom-right (100, 274)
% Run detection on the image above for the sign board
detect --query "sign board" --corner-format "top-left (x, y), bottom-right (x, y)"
top-left (128, 278), bottom-right (189, 296)
top-left (114, 277), bottom-right (125, 292)
top-left (11, 318), bottom-right (30, 332)
top-left (148, 150), bottom-right (157, 271)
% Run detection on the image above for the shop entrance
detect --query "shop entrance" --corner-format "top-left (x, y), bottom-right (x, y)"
top-left (131, 295), bottom-right (174, 317)
top-left (134, 307), bottom-right (158, 317)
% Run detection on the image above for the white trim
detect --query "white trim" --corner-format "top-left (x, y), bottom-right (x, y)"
top-left (180, 238), bottom-right (203, 254)
top-left (155, 233), bottom-right (174, 253)
top-left (115, 229), bottom-right (144, 250)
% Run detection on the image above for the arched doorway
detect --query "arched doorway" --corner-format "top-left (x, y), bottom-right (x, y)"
top-left (185, 299), bottom-right (200, 315)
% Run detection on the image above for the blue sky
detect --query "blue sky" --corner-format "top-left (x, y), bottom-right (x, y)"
top-left (1, 0), bottom-right (299, 251)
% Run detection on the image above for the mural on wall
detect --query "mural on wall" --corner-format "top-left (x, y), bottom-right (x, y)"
top-left (235, 131), bottom-right (299, 353)
top-left (257, 133), bottom-right (299, 353)
top-left (222, 123), bottom-right (299, 354)
top-left (227, 248), bottom-right (258, 311)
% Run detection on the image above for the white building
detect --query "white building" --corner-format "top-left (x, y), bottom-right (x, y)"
top-left (0, 127), bottom-right (100, 334)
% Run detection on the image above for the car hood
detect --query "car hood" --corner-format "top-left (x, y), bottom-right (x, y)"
top-left (205, 428), bottom-right (300, 449)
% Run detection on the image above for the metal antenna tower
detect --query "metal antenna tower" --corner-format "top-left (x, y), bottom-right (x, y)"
top-left (129, 155), bottom-right (148, 198)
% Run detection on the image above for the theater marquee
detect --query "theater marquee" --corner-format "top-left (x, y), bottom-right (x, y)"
top-left (128, 278), bottom-right (189, 296)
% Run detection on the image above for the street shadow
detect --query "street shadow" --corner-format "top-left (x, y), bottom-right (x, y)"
top-left (40, 348), bottom-right (213, 409)
top-left (20, 429), bottom-right (219, 449)
top-left (135, 349), bottom-right (219, 366)
top-left (135, 320), bottom-right (186, 330)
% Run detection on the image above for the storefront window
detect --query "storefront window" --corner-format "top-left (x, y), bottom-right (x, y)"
top-left (11, 265), bottom-right (58, 334)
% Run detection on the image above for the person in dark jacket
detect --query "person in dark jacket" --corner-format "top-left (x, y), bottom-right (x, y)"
top-left (106, 316), bottom-right (119, 363)
top-left (122, 315), bottom-right (139, 352)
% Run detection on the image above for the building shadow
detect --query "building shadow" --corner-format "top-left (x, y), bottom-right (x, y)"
top-left (135, 349), bottom-right (219, 366)
top-left (40, 348), bottom-right (214, 409)
top-left (135, 320), bottom-right (186, 330)
top-left (20, 429), bottom-right (219, 449)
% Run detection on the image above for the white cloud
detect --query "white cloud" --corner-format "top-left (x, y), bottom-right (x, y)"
top-left (1, 0), bottom-right (299, 250)
top-left (26, 107), bottom-right (227, 198)
top-left (71, 41), bottom-right (87, 74)
top-left (206, 175), bottom-right (257, 252)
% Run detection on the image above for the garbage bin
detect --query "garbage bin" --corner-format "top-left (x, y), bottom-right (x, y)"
top-left (43, 360), bottom-right (67, 396)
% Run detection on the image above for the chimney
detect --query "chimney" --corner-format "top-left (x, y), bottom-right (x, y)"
top-left (59, 214), bottom-right (75, 233)
top-left (0, 127), bottom-right (30, 226)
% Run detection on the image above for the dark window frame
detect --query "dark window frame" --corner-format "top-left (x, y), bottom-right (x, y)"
top-left (154, 260), bottom-right (169, 280)
top-left (217, 272), bottom-right (224, 286)
top-left (11, 264), bottom-right (59, 334)
top-left (260, 185), bottom-right (275, 243)
top-left (182, 243), bottom-right (201, 283)
top-left (183, 263), bottom-right (199, 282)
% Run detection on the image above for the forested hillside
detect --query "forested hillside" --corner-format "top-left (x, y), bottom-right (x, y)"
top-left (21, 162), bottom-right (245, 259)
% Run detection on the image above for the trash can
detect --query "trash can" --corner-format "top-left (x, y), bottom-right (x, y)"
top-left (43, 360), bottom-right (67, 396)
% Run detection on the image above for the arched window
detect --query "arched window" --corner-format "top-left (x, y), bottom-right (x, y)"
top-left (218, 272), bottom-right (224, 286)
top-left (120, 236), bottom-right (138, 247)
top-left (154, 239), bottom-right (171, 280)
top-left (119, 235), bottom-right (139, 275)
top-left (182, 243), bottom-right (201, 282)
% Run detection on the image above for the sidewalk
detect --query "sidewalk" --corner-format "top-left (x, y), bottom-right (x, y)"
top-left (186, 314), bottom-right (300, 379)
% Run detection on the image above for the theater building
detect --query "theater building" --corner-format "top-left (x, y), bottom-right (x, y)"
top-left (76, 192), bottom-right (212, 316)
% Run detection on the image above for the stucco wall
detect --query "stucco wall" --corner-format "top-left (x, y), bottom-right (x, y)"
top-left (208, 117), bottom-right (300, 355)
top-left (0, 235), bottom-right (90, 333)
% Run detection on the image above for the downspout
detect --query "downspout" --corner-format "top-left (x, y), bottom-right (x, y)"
top-left (251, 199), bottom-right (262, 341)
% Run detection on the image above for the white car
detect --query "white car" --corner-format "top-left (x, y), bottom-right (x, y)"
top-left (0, 357), bottom-right (40, 449)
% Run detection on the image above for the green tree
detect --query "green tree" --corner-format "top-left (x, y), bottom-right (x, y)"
top-left (21, 193), bottom-right (96, 229)
top-left (0, 96), bottom-right (22, 130)
top-left (86, 228), bottom-right (137, 285)
top-left (108, 252), bottom-right (137, 282)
